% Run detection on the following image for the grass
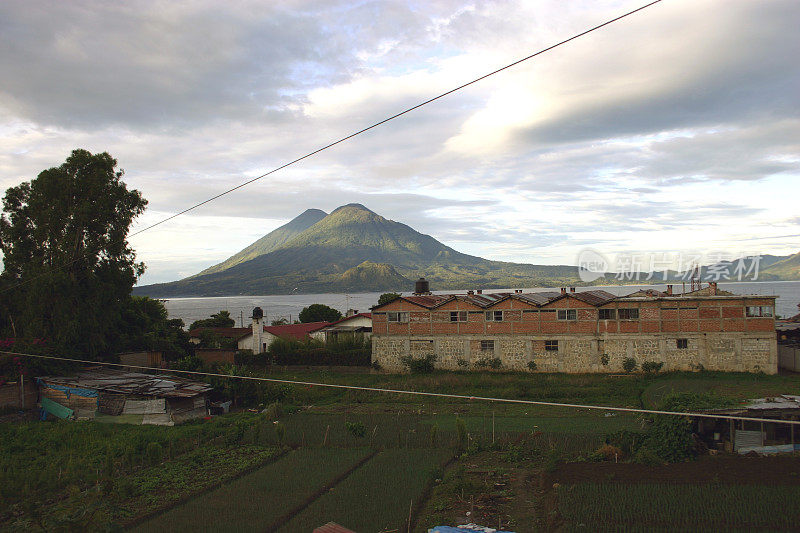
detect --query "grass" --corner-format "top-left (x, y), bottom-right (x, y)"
top-left (278, 449), bottom-right (452, 532)
top-left (556, 483), bottom-right (800, 531)
top-left (132, 448), bottom-right (372, 533)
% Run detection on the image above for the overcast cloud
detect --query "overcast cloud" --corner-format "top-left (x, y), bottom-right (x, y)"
top-left (1, 0), bottom-right (798, 284)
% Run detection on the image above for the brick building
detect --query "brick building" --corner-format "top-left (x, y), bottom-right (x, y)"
top-left (371, 283), bottom-right (778, 374)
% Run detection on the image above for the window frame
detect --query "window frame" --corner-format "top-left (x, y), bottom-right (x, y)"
top-left (557, 309), bottom-right (577, 321)
top-left (450, 310), bottom-right (467, 322)
top-left (618, 308), bottom-right (640, 320)
top-left (676, 338), bottom-right (688, 349)
top-left (598, 309), bottom-right (616, 320)
top-left (544, 340), bottom-right (559, 351)
top-left (485, 310), bottom-right (504, 322)
top-left (480, 340), bottom-right (495, 352)
top-left (387, 311), bottom-right (409, 323)
top-left (746, 306), bottom-right (774, 318)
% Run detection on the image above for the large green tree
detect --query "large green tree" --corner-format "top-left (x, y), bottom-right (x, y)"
top-left (298, 304), bottom-right (342, 323)
top-left (188, 310), bottom-right (235, 331)
top-left (115, 296), bottom-right (191, 361)
top-left (0, 149), bottom-right (147, 358)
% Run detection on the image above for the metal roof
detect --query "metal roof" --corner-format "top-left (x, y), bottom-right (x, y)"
top-left (38, 368), bottom-right (212, 398)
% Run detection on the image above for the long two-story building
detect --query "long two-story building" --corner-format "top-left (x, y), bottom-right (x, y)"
top-left (371, 282), bottom-right (777, 374)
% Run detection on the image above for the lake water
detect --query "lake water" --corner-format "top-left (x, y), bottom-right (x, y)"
top-left (162, 280), bottom-right (800, 327)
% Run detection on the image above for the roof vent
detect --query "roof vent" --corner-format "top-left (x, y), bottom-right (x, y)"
top-left (467, 290), bottom-right (474, 295)
top-left (476, 289), bottom-right (483, 295)
top-left (560, 287), bottom-right (567, 295)
top-left (570, 287), bottom-right (576, 293)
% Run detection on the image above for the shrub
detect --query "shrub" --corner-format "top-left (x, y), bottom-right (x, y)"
top-left (527, 360), bottom-right (537, 371)
top-left (145, 442), bottom-right (162, 465)
top-left (456, 418), bottom-right (467, 452)
top-left (400, 354), bottom-right (435, 373)
top-left (622, 357), bottom-right (637, 373)
top-left (632, 447), bottom-right (665, 466)
top-left (262, 402), bottom-right (281, 420)
top-left (345, 421), bottom-right (366, 438)
top-left (600, 353), bottom-right (609, 366)
top-left (174, 355), bottom-right (203, 371)
top-left (456, 358), bottom-right (468, 368)
top-left (591, 444), bottom-right (624, 462)
top-left (642, 361), bottom-right (664, 374)
top-left (473, 357), bottom-right (502, 370)
top-left (275, 422), bottom-right (286, 445)
top-left (429, 424), bottom-right (439, 447)
top-left (605, 429), bottom-right (648, 456)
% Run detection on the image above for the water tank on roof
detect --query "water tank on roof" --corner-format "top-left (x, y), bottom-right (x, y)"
top-left (252, 307), bottom-right (264, 319)
top-left (414, 277), bottom-right (431, 295)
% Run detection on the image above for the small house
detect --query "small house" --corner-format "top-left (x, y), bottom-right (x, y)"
top-left (37, 368), bottom-right (212, 425)
top-left (310, 313), bottom-right (372, 343)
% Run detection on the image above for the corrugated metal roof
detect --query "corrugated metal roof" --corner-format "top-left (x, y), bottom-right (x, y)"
top-left (38, 368), bottom-right (212, 398)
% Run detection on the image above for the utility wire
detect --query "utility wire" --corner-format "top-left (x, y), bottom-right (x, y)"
top-left (5, 349), bottom-right (799, 427)
top-left (0, 1), bottom-right (662, 296)
top-left (129, 0), bottom-right (662, 237)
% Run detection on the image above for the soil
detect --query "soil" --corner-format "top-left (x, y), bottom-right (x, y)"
top-left (550, 455), bottom-right (800, 485)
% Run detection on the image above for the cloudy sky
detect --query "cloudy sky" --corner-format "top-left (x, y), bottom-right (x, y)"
top-left (1, 0), bottom-right (798, 285)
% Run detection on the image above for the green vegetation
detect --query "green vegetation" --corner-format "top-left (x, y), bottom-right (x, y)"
top-left (133, 448), bottom-right (370, 533)
top-left (556, 483), bottom-right (800, 531)
top-left (0, 149), bottom-right (147, 358)
top-left (378, 292), bottom-right (402, 306)
top-left (188, 310), bottom-right (235, 331)
top-left (0, 413), bottom-right (283, 530)
top-left (298, 303), bottom-right (342, 323)
top-left (278, 449), bottom-right (451, 532)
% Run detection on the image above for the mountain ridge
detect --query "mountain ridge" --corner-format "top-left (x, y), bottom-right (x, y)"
top-left (133, 204), bottom-right (799, 297)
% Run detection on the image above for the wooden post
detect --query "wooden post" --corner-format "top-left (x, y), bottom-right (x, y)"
top-left (729, 418), bottom-right (734, 451)
top-left (492, 410), bottom-right (496, 444)
top-left (407, 499), bottom-right (413, 533)
top-left (19, 375), bottom-right (24, 409)
top-left (760, 421), bottom-right (765, 447)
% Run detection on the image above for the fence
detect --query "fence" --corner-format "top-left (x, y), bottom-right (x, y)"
top-left (0, 378), bottom-right (38, 410)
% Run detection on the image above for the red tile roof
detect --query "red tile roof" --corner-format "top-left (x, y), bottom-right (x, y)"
top-left (263, 322), bottom-right (329, 341)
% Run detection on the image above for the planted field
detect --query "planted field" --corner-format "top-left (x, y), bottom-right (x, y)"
top-left (278, 449), bottom-right (452, 532)
top-left (555, 483), bottom-right (800, 531)
top-left (133, 448), bottom-right (372, 533)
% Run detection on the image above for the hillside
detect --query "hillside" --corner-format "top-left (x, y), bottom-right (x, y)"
top-left (134, 203), bottom-right (582, 297)
top-left (762, 252), bottom-right (800, 279)
top-left (194, 208), bottom-right (327, 277)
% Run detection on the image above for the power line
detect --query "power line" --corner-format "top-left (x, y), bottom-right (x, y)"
top-left (0, 1), bottom-right (662, 297)
top-left (128, 0), bottom-right (662, 237)
top-left (5, 349), bottom-right (799, 427)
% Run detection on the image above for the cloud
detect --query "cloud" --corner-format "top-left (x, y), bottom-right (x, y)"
top-left (0, 0), bottom-right (798, 285)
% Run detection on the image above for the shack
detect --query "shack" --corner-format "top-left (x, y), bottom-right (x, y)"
top-left (694, 395), bottom-right (800, 454)
top-left (37, 368), bottom-right (212, 426)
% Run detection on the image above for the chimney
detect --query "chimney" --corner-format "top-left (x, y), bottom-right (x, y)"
top-left (570, 287), bottom-right (576, 293)
top-left (477, 289), bottom-right (483, 295)
top-left (666, 284), bottom-right (673, 296)
top-left (708, 281), bottom-right (717, 295)
top-left (346, 309), bottom-right (358, 317)
top-left (251, 307), bottom-right (264, 354)
top-left (560, 287), bottom-right (567, 295)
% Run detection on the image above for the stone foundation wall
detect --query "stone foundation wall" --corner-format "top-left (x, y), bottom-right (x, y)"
top-left (372, 332), bottom-right (777, 374)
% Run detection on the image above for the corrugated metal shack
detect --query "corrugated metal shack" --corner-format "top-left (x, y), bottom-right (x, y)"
top-left (695, 395), bottom-right (800, 454)
top-left (37, 368), bottom-right (212, 426)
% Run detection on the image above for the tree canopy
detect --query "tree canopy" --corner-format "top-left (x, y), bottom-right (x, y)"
top-left (188, 310), bottom-right (235, 331)
top-left (0, 149), bottom-right (147, 358)
top-left (378, 292), bottom-right (401, 306)
top-left (298, 304), bottom-right (342, 323)
top-left (115, 296), bottom-right (190, 360)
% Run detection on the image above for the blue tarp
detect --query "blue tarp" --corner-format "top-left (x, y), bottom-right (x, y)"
top-left (37, 379), bottom-right (98, 398)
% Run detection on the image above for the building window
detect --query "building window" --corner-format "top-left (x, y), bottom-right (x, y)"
top-left (599, 309), bottom-right (616, 320)
top-left (677, 338), bottom-right (688, 349)
top-left (545, 340), bottom-right (559, 351)
top-left (387, 312), bottom-right (409, 323)
top-left (618, 308), bottom-right (639, 320)
top-left (450, 311), bottom-right (467, 322)
top-left (746, 306), bottom-right (774, 318)
top-left (557, 309), bottom-right (577, 321)
top-left (480, 340), bottom-right (495, 352)
top-left (485, 310), bottom-right (504, 322)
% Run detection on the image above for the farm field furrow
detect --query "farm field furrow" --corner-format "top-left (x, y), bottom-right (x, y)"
top-left (555, 483), bottom-right (800, 531)
top-left (132, 448), bottom-right (372, 533)
top-left (278, 449), bottom-right (452, 533)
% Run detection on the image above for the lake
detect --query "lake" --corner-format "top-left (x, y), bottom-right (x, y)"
top-left (162, 280), bottom-right (800, 327)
